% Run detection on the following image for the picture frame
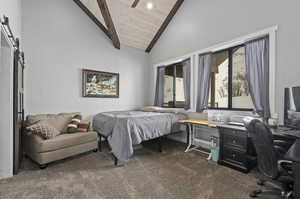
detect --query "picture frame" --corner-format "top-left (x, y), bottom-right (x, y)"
top-left (82, 69), bottom-right (119, 98)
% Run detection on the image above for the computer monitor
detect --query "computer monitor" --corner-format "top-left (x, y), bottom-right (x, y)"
top-left (284, 86), bottom-right (300, 129)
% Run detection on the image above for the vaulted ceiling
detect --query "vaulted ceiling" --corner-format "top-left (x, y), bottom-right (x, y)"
top-left (74, 0), bottom-right (184, 52)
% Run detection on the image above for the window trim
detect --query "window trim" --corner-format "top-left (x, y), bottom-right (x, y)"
top-left (208, 44), bottom-right (254, 111)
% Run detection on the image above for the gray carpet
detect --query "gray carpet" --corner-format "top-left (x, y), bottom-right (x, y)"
top-left (0, 140), bottom-right (278, 199)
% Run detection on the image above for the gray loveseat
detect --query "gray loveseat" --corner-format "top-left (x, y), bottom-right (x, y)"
top-left (23, 112), bottom-right (98, 169)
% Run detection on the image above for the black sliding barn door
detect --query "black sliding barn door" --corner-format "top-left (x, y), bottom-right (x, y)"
top-left (13, 49), bottom-right (24, 174)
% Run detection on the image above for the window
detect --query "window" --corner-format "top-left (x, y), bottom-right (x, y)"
top-left (208, 45), bottom-right (254, 110)
top-left (163, 63), bottom-right (185, 108)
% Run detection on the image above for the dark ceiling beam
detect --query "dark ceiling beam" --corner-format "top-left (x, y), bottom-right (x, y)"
top-left (131, 0), bottom-right (140, 8)
top-left (145, 0), bottom-right (184, 53)
top-left (97, 0), bottom-right (120, 49)
top-left (73, 0), bottom-right (111, 40)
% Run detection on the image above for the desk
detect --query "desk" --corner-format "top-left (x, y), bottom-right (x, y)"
top-left (284, 139), bottom-right (300, 199)
top-left (179, 121), bottom-right (257, 172)
top-left (179, 120), bottom-right (218, 154)
top-left (271, 127), bottom-right (300, 139)
top-left (217, 124), bottom-right (300, 139)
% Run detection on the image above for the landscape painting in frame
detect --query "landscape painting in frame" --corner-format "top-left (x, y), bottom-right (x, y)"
top-left (82, 69), bottom-right (119, 98)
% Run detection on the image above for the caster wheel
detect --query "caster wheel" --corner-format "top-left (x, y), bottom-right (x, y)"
top-left (93, 149), bottom-right (98, 152)
top-left (253, 190), bottom-right (262, 194)
top-left (249, 190), bottom-right (261, 198)
top-left (257, 180), bottom-right (265, 186)
top-left (39, 164), bottom-right (48, 169)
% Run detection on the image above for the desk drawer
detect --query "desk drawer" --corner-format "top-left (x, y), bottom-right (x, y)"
top-left (223, 134), bottom-right (247, 151)
top-left (223, 147), bottom-right (246, 166)
top-left (221, 128), bottom-right (246, 138)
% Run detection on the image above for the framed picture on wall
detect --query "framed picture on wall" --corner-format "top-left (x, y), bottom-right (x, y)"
top-left (82, 69), bottom-right (119, 98)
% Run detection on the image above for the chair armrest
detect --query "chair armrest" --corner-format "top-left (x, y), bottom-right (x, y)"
top-left (274, 140), bottom-right (294, 150)
top-left (275, 145), bottom-right (288, 157)
top-left (278, 160), bottom-right (293, 176)
top-left (278, 160), bottom-right (293, 165)
top-left (273, 133), bottom-right (293, 140)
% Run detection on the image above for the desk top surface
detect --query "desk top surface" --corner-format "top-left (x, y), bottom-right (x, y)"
top-left (179, 120), bottom-right (300, 139)
top-left (272, 128), bottom-right (300, 139)
top-left (179, 120), bottom-right (245, 130)
top-left (179, 120), bottom-right (218, 127)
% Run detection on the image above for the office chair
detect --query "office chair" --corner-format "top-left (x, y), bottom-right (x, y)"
top-left (243, 117), bottom-right (294, 199)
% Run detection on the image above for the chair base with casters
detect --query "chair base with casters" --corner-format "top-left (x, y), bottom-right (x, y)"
top-left (249, 155), bottom-right (294, 198)
top-left (250, 178), bottom-right (293, 198)
top-left (249, 154), bottom-right (294, 198)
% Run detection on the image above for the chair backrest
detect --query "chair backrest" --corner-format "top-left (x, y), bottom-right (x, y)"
top-left (243, 117), bottom-right (279, 179)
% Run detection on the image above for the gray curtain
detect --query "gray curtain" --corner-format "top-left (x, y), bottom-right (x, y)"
top-left (154, 67), bottom-right (165, 106)
top-left (245, 36), bottom-right (270, 119)
top-left (292, 87), bottom-right (300, 112)
top-left (196, 53), bottom-right (212, 112)
top-left (182, 59), bottom-right (191, 110)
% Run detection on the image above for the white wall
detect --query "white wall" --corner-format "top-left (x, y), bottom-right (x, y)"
top-left (0, 0), bottom-right (22, 38)
top-left (149, 0), bottom-right (300, 123)
top-left (22, 0), bottom-right (151, 119)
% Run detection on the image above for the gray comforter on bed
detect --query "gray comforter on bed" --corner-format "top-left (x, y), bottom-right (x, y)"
top-left (93, 111), bottom-right (187, 163)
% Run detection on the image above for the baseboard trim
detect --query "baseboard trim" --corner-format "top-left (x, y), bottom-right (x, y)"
top-left (0, 169), bottom-right (13, 180)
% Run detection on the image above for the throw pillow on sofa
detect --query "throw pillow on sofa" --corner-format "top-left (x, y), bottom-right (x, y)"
top-left (26, 121), bottom-right (61, 140)
top-left (26, 112), bottom-right (81, 133)
top-left (67, 118), bottom-right (90, 133)
top-left (67, 114), bottom-right (82, 133)
top-left (77, 120), bottom-right (91, 132)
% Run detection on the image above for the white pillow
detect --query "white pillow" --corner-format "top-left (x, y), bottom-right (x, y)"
top-left (140, 106), bottom-right (162, 112)
top-left (140, 106), bottom-right (186, 114)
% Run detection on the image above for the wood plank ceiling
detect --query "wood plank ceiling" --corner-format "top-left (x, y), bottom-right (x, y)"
top-left (75, 0), bottom-right (183, 52)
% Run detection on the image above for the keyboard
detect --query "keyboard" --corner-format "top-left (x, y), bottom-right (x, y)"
top-left (227, 122), bottom-right (244, 127)
top-left (286, 130), bottom-right (300, 135)
top-left (277, 126), bottom-right (294, 131)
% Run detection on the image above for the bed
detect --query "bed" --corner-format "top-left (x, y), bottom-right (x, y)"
top-left (92, 107), bottom-right (188, 164)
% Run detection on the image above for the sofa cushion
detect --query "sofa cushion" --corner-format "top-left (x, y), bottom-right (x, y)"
top-left (26, 141), bottom-right (98, 165)
top-left (26, 112), bottom-right (80, 133)
top-left (26, 121), bottom-right (61, 139)
top-left (24, 131), bottom-right (98, 153)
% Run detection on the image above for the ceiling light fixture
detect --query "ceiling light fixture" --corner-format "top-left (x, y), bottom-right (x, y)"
top-left (146, 2), bottom-right (154, 10)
